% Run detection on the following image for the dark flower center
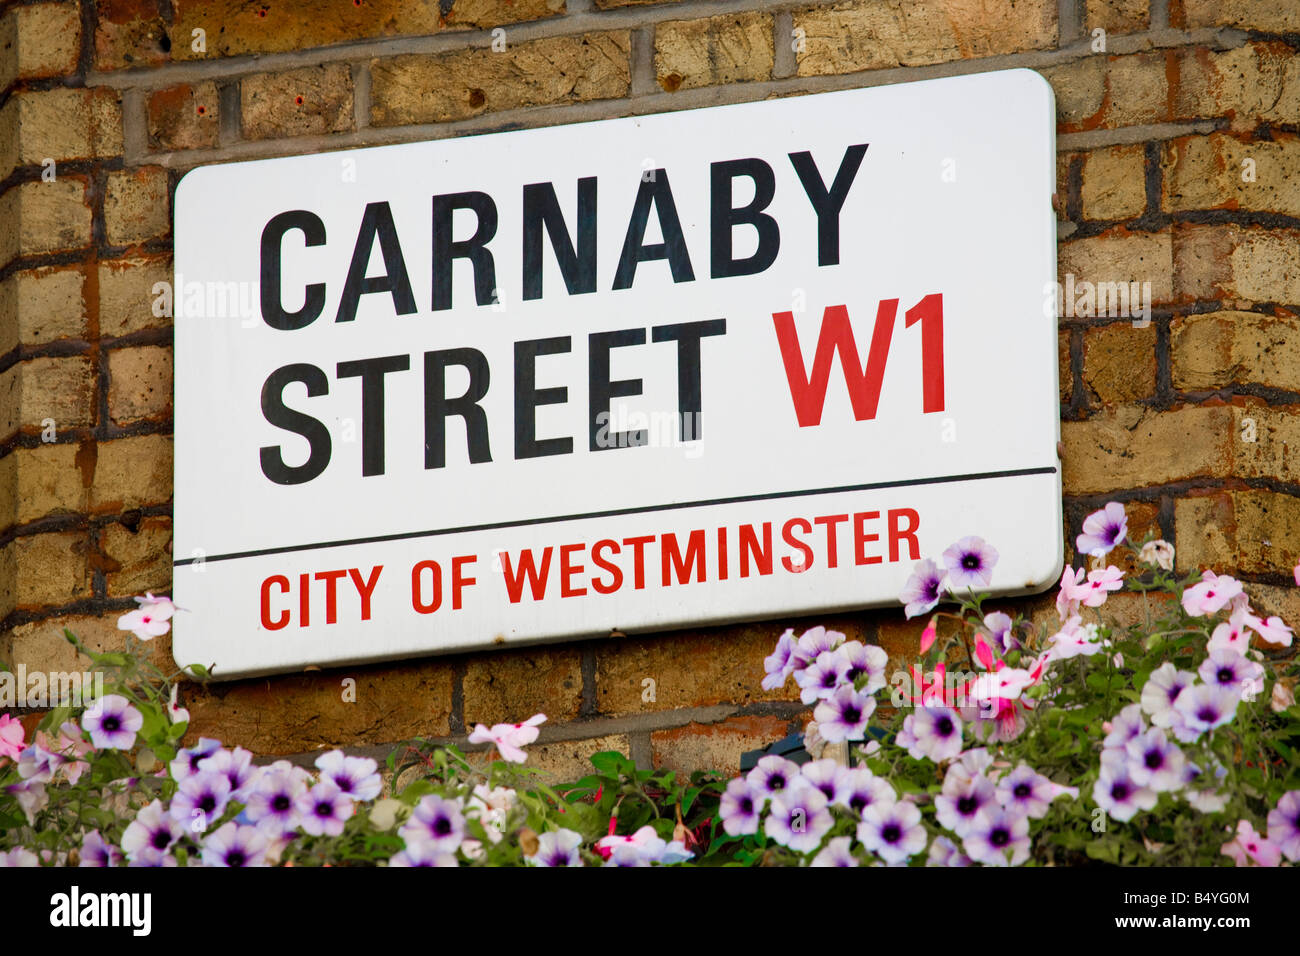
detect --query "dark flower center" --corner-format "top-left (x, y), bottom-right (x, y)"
top-left (272, 795), bottom-right (291, 812)
top-left (818, 784), bottom-right (835, 800)
top-left (957, 796), bottom-right (978, 814)
top-left (434, 818), bottom-right (452, 837)
top-left (102, 716), bottom-right (121, 732)
top-left (199, 794), bottom-right (216, 813)
top-left (739, 796), bottom-right (753, 815)
top-left (1197, 707), bottom-right (1217, 724)
top-left (1216, 668), bottom-right (1234, 685)
top-left (842, 705), bottom-right (862, 724)
top-left (882, 823), bottom-right (901, 844)
top-left (849, 795), bottom-right (867, 813)
top-left (151, 830), bottom-right (170, 850)
top-left (226, 850), bottom-right (246, 867)
top-left (1013, 783), bottom-right (1031, 799)
top-left (961, 554), bottom-right (980, 570)
top-left (936, 716), bottom-right (954, 736)
top-left (990, 828), bottom-right (1009, 847)
top-left (769, 774), bottom-right (786, 791)
top-left (1111, 783), bottom-right (1130, 801)
top-left (315, 801), bottom-right (332, 817)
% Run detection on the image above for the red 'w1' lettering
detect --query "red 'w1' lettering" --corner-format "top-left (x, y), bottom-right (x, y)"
top-left (771, 295), bottom-right (945, 426)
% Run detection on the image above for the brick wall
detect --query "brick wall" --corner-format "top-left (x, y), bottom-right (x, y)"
top-left (3, 0), bottom-right (1299, 777)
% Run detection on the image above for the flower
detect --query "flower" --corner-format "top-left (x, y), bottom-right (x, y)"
top-left (1198, 648), bottom-right (1265, 700)
top-left (1048, 616), bottom-right (1108, 660)
top-left (983, 612), bottom-right (1015, 652)
top-left (1181, 570), bottom-right (1244, 617)
top-left (202, 822), bottom-right (270, 867)
top-left (962, 806), bottom-right (1030, 866)
top-left (170, 737), bottom-right (223, 783)
top-left (811, 836), bottom-right (859, 867)
top-left (0, 713), bottom-right (25, 761)
top-left (926, 835), bottom-right (972, 867)
top-left (6, 779), bottom-right (47, 824)
top-left (766, 782), bottom-right (834, 853)
top-left (166, 685), bottom-right (189, 726)
top-left (719, 777), bottom-right (763, 836)
top-left (813, 683), bottom-right (875, 742)
top-left (838, 767), bottom-right (895, 816)
top-left (1092, 752), bottom-right (1157, 822)
top-left (942, 536), bottom-right (998, 590)
top-left (795, 649), bottom-right (850, 704)
top-left (838, 641), bottom-right (888, 694)
top-left (399, 794), bottom-right (465, 852)
top-left (791, 626), bottom-right (844, 668)
top-left (315, 750), bottom-right (383, 802)
top-left (1056, 567), bottom-right (1090, 618)
top-left (1208, 606), bottom-right (1252, 656)
top-left (762, 629), bottom-right (797, 690)
top-left (169, 771), bottom-right (232, 832)
top-left (1076, 502), bottom-right (1127, 557)
top-left (899, 706), bottom-right (963, 763)
top-left (1139, 539), bottom-right (1175, 570)
top-left (1082, 565), bottom-right (1125, 605)
top-left (800, 758), bottom-right (852, 805)
top-left (467, 713), bottom-right (546, 763)
top-left (1140, 663), bottom-right (1196, 728)
top-left (81, 694), bottom-right (142, 750)
top-left (1102, 703), bottom-right (1146, 752)
top-left (200, 746), bottom-right (258, 801)
top-left (858, 798), bottom-right (926, 864)
top-left (389, 842), bottom-right (460, 867)
top-left (919, 617), bottom-right (939, 654)
top-left (1243, 612), bottom-right (1294, 648)
top-left (116, 593), bottom-right (177, 640)
top-left (935, 773), bottom-right (997, 837)
top-left (120, 799), bottom-right (181, 864)
top-left (245, 764), bottom-right (308, 837)
top-left (1221, 819), bottom-right (1281, 867)
top-left (597, 825), bottom-right (690, 865)
top-left (1266, 791), bottom-right (1300, 862)
top-left (1272, 680), bottom-right (1296, 714)
top-left (1124, 728), bottom-right (1186, 793)
top-left (900, 559), bottom-right (946, 618)
top-left (527, 829), bottom-right (584, 867)
top-left (1172, 683), bottom-right (1240, 738)
top-left (0, 848), bottom-right (39, 867)
top-left (746, 755), bottom-right (801, 805)
top-left (996, 764), bottom-right (1077, 818)
top-left (298, 780), bottom-right (355, 837)
top-left (79, 830), bottom-right (123, 867)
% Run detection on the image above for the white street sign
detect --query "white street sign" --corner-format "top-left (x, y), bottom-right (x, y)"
top-left (172, 68), bottom-right (1061, 678)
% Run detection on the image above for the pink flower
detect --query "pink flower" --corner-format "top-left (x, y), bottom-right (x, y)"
top-left (1294, 562), bottom-right (1300, 587)
top-left (117, 593), bottom-right (177, 640)
top-left (919, 618), bottom-right (938, 655)
top-left (1181, 571), bottom-right (1244, 618)
top-left (1082, 566), bottom-right (1125, 606)
top-left (467, 714), bottom-right (547, 763)
top-left (1243, 612), bottom-right (1294, 648)
top-left (1221, 819), bottom-right (1281, 867)
top-left (0, 714), bottom-right (26, 761)
top-left (1208, 606), bottom-right (1251, 655)
top-left (1056, 567), bottom-right (1090, 619)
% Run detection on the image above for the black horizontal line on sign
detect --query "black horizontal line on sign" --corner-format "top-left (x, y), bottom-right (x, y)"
top-left (173, 465), bottom-right (1058, 567)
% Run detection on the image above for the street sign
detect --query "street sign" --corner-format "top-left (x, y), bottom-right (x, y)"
top-left (172, 67), bottom-right (1062, 678)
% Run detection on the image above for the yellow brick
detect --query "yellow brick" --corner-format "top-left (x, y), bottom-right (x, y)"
top-left (104, 167), bottom-right (171, 246)
top-left (0, 442), bottom-right (86, 527)
top-left (0, 265), bottom-right (86, 352)
top-left (1171, 311), bottom-right (1300, 392)
top-left (108, 345), bottom-right (173, 425)
top-left (1082, 322), bottom-right (1156, 403)
top-left (1179, 0), bottom-right (1300, 31)
top-left (794, 0), bottom-right (1057, 77)
top-left (370, 32), bottom-right (631, 127)
top-left (0, 612), bottom-right (141, 676)
top-left (1163, 134), bottom-right (1300, 217)
top-left (0, 178), bottom-right (92, 268)
top-left (0, 2), bottom-right (81, 89)
top-left (1058, 230), bottom-right (1174, 306)
top-left (1081, 144), bottom-right (1146, 221)
top-left (0, 355), bottom-right (96, 443)
top-left (4, 531), bottom-right (91, 609)
top-left (1061, 404), bottom-right (1233, 494)
top-left (0, 88), bottom-right (123, 182)
top-left (241, 65), bottom-right (355, 140)
top-left (101, 516), bottom-right (173, 598)
top-left (655, 13), bottom-right (773, 92)
top-left (90, 434), bottom-right (173, 510)
top-left (1085, 0), bottom-right (1149, 32)
top-left (527, 734), bottom-right (631, 781)
top-left (98, 256), bottom-right (173, 338)
top-left (1175, 43), bottom-right (1300, 132)
top-left (463, 646), bottom-right (583, 725)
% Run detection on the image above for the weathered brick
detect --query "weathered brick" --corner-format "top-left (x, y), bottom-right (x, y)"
top-left (1175, 42), bottom-right (1300, 132)
top-left (181, 661), bottom-right (455, 754)
top-left (596, 616), bottom-right (863, 716)
top-left (2, 531), bottom-right (91, 609)
top-left (0, 2), bottom-right (81, 88)
top-left (1045, 51), bottom-right (1170, 132)
top-left (0, 178), bottom-right (92, 268)
top-left (1059, 230), bottom-right (1174, 309)
top-left (1086, 0), bottom-right (1149, 32)
top-left (93, 0), bottom-right (173, 72)
top-left (147, 83), bottom-right (220, 152)
top-left (1163, 133), bottom-right (1300, 218)
top-left (0, 355), bottom-right (96, 443)
top-left (0, 442), bottom-right (86, 527)
top-left (527, 734), bottom-right (631, 780)
top-left (370, 32), bottom-right (631, 127)
top-left (0, 612), bottom-right (147, 677)
top-left (0, 88), bottom-right (123, 182)
top-left (651, 715), bottom-right (793, 775)
top-left (1176, 0), bottom-right (1300, 32)
top-left (242, 65), bottom-right (354, 140)
top-left (596, 0), bottom-right (678, 7)
top-left (655, 13), bottom-right (773, 92)
top-left (1172, 224), bottom-right (1300, 306)
top-left (1059, 330), bottom-right (1073, 405)
top-left (1081, 144), bottom-right (1147, 221)
top-left (0, 265), bottom-right (86, 352)
top-left (104, 167), bottom-right (171, 246)
top-left (1083, 322), bottom-right (1157, 403)
top-left (794, 0), bottom-right (1056, 76)
top-left (1175, 488), bottom-right (1300, 577)
top-left (108, 345), bottom-right (173, 425)
top-left (1061, 404), bottom-right (1233, 494)
top-left (90, 434), bottom-right (173, 510)
top-left (462, 646), bottom-right (583, 726)
top-left (1235, 405), bottom-right (1300, 483)
top-left (162, 0), bottom-right (564, 64)
top-left (98, 255), bottom-right (172, 338)
top-left (1172, 311), bottom-right (1300, 392)
top-left (100, 516), bottom-right (173, 598)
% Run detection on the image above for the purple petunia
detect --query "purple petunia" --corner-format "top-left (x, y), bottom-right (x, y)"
top-left (1102, 703), bottom-right (1147, 752)
top-left (169, 737), bottom-right (223, 783)
top-left (926, 835), bottom-right (972, 867)
top-left (1076, 502), bottom-right (1128, 557)
top-left (79, 830), bottom-right (123, 867)
top-left (719, 777), bottom-right (763, 836)
top-left (1173, 683), bottom-right (1240, 738)
top-left (800, 758), bottom-right (852, 805)
top-left (81, 694), bottom-right (142, 751)
top-left (169, 770), bottom-right (232, 831)
top-left (838, 767), bottom-right (895, 817)
top-left (1124, 728), bottom-right (1186, 793)
top-left (942, 537), bottom-right (999, 590)
top-left (963, 806), bottom-right (1030, 866)
top-left (746, 755), bottom-right (802, 806)
top-left (1198, 649), bottom-right (1264, 700)
top-left (244, 763), bottom-right (308, 837)
top-left (899, 559), bottom-right (946, 619)
top-left (795, 650), bottom-right (851, 705)
top-left (899, 706), bottom-right (964, 763)
top-left (813, 684), bottom-right (875, 743)
top-left (791, 627), bottom-right (844, 669)
top-left (316, 750), bottom-right (383, 803)
top-left (838, 641), bottom-right (889, 695)
top-left (1266, 791), bottom-right (1300, 862)
top-left (935, 774), bottom-right (997, 837)
top-left (995, 764), bottom-right (1077, 819)
top-left (1092, 751), bottom-right (1157, 822)
top-left (399, 794), bottom-right (465, 852)
top-left (766, 782), bottom-right (834, 853)
top-left (858, 798), bottom-right (926, 864)
top-left (201, 822), bottom-right (269, 867)
top-left (297, 780), bottom-right (354, 837)
top-left (1141, 663), bottom-right (1196, 728)
top-left (199, 746), bottom-right (259, 802)
top-left (526, 829), bottom-right (584, 867)
top-left (389, 842), bottom-right (460, 867)
top-left (810, 836), bottom-right (859, 867)
top-left (120, 799), bottom-right (181, 864)
top-left (762, 630), bottom-right (798, 690)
